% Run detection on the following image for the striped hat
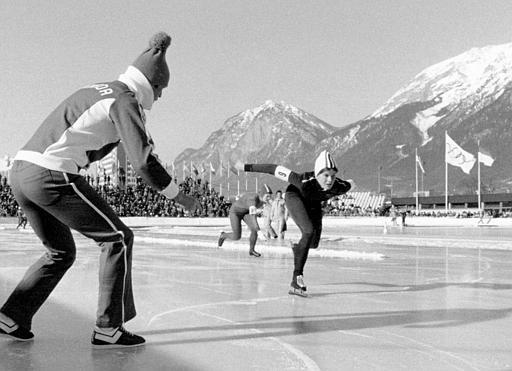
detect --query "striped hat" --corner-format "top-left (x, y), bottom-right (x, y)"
top-left (314, 150), bottom-right (338, 176)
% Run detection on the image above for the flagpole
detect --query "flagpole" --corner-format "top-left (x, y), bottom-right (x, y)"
top-left (209, 165), bottom-right (212, 192)
top-left (415, 148), bottom-right (419, 214)
top-left (237, 169), bottom-right (240, 196)
top-left (477, 140), bottom-right (481, 214)
top-left (227, 159), bottom-right (230, 198)
top-left (255, 176), bottom-right (258, 193)
top-left (445, 131), bottom-right (448, 213)
top-left (219, 159), bottom-right (223, 196)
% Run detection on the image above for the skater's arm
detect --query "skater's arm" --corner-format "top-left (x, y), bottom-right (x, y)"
top-left (110, 94), bottom-right (172, 191)
top-left (111, 94), bottom-right (186, 202)
top-left (332, 178), bottom-right (352, 195)
top-left (237, 162), bottom-right (304, 189)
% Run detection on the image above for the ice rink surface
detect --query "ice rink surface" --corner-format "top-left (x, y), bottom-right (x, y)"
top-left (1, 217), bottom-right (512, 370)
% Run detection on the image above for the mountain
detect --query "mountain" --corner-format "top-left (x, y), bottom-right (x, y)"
top-left (175, 43), bottom-right (512, 196)
top-left (319, 43), bottom-right (512, 195)
top-left (174, 100), bottom-right (336, 193)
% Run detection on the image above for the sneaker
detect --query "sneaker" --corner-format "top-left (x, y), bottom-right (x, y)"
top-left (249, 250), bottom-right (261, 257)
top-left (91, 326), bottom-right (145, 349)
top-left (0, 313), bottom-right (34, 341)
top-left (218, 232), bottom-right (226, 247)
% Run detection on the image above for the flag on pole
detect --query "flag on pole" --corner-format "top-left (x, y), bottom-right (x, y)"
top-left (182, 162), bottom-right (189, 173)
top-left (171, 162), bottom-right (177, 178)
top-left (199, 163), bottom-right (206, 174)
top-left (478, 148), bottom-right (495, 167)
top-left (224, 161), bottom-right (238, 176)
top-left (210, 162), bottom-right (216, 174)
top-left (416, 154), bottom-right (425, 174)
top-left (191, 162), bottom-right (199, 176)
top-left (445, 133), bottom-right (476, 174)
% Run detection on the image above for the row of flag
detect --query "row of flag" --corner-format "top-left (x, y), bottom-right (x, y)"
top-left (169, 133), bottom-right (493, 184)
top-left (415, 133), bottom-right (495, 175)
top-left (168, 160), bottom-right (239, 179)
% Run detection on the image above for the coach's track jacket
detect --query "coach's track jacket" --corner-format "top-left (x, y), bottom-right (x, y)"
top-left (14, 66), bottom-right (175, 195)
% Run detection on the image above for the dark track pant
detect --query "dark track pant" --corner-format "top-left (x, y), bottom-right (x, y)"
top-left (1, 161), bottom-right (135, 329)
top-left (285, 192), bottom-right (322, 278)
top-left (224, 207), bottom-right (259, 252)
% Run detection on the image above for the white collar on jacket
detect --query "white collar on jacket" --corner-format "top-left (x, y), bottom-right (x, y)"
top-left (118, 66), bottom-right (154, 110)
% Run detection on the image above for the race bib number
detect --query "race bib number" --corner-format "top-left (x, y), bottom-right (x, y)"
top-left (275, 166), bottom-right (291, 181)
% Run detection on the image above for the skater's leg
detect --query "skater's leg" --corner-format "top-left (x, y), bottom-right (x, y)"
top-left (285, 194), bottom-right (315, 278)
top-left (243, 214), bottom-right (261, 257)
top-left (310, 219), bottom-right (323, 249)
top-left (219, 209), bottom-right (243, 246)
top-left (225, 209), bottom-right (243, 240)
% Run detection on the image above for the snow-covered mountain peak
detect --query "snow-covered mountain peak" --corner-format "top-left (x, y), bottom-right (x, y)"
top-left (372, 42), bottom-right (512, 119)
top-left (233, 100), bottom-right (335, 133)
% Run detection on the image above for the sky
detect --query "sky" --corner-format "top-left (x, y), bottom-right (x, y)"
top-left (2, 0), bottom-right (512, 163)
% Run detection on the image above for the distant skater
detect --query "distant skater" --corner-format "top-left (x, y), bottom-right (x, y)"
top-left (0, 32), bottom-right (200, 348)
top-left (218, 188), bottom-right (273, 257)
top-left (271, 190), bottom-right (288, 239)
top-left (260, 184), bottom-right (278, 239)
top-left (15, 207), bottom-right (27, 230)
top-left (236, 150), bottom-right (351, 297)
top-left (389, 205), bottom-right (398, 226)
top-left (400, 208), bottom-right (407, 226)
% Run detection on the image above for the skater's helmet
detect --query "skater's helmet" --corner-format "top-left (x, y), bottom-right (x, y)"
top-left (314, 150), bottom-right (338, 176)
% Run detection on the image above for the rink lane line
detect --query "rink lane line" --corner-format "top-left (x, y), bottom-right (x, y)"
top-left (337, 330), bottom-right (481, 371)
top-left (135, 236), bottom-right (385, 261)
top-left (379, 330), bottom-right (482, 371)
top-left (147, 295), bottom-right (289, 328)
top-left (187, 308), bottom-right (321, 371)
top-left (146, 296), bottom-right (322, 369)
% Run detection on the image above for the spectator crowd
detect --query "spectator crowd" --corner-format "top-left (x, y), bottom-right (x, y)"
top-left (1, 174), bottom-right (511, 219)
top-left (0, 174), bottom-right (231, 218)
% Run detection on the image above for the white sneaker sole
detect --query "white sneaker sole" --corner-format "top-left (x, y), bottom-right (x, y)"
top-left (0, 332), bottom-right (34, 342)
top-left (91, 341), bottom-right (145, 349)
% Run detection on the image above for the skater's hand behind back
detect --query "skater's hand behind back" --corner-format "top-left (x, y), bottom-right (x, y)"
top-left (174, 193), bottom-right (202, 215)
top-left (234, 160), bottom-right (245, 172)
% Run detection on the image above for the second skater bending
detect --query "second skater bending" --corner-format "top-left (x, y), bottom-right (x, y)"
top-left (217, 188), bottom-right (273, 257)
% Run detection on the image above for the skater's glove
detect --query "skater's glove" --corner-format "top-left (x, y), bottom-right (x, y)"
top-left (234, 160), bottom-right (245, 172)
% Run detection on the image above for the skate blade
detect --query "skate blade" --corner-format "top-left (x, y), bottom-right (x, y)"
top-left (288, 288), bottom-right (308, 297)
